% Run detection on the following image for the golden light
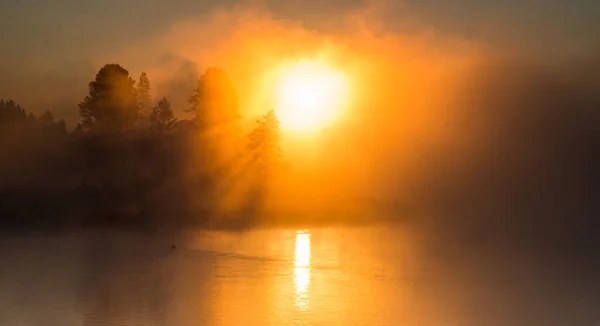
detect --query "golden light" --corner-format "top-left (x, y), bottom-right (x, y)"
top-left (275, 60), bottom-right (349, 133)
top-left (294, 230), bottom-right (311, 310)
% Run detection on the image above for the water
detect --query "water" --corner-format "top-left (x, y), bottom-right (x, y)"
top-left (0, 225), bottom-right (598, 326)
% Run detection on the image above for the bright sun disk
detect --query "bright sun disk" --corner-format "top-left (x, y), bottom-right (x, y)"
top-left (275, 61), bottom-right (348, 133)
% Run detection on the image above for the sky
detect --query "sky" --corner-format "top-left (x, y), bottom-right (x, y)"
top-left (1, 0), bottom-right (600, 215)
top-left (0, 0), bottom-right (599, 255)
top-left (1, 0), bottom-right (599, 123)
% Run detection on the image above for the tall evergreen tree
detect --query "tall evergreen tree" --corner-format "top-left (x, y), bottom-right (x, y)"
top-left (0, 99), bottom-right (27, 124)
top-left (56, 119), bottom-right (68, 136)
top-left (150, 97), bottom-right (177, 133)
top-left (136, 72), bottom-right (152, 119)
top-left (40, 110), bottom-right (54, 127)
top-left (78, 64), bottom-right (138, 133)
top-left (72, 123), bottom-right (85, 138)
top-left (187, 68), bottom-right (238, 126)
top-left (27, 112), bottom-right (37, 123)
top-left (187, 68), bottom-right (242, 183)
top-left (248, 109), bottom-right (284, 171)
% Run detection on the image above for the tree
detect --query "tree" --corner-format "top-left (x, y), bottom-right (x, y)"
top-left (248, 109), bottom-right (284, 172)
top-left (40, 110), bottom-right (54, 127)
top-left (136, 72), bottom-right (152, 119)
top-left (150, 97), bottom-right (177, 133)
top-left (0, 99), bottom-right (27, 125)
top-left (78, 64), bottom-right (138, 133)
top-left (187, 68), bottom-right (239, 126)
top-left (27, 112), bottom-right (37, 124)
top-left (40, 110), bottom-right (67, 136)
top-left (187, 68), bottom-right (242, 186)
top-left (244, 109), bottom-right (286, 217)
top-left (56, 119), bottom-right (68, 136)
top-left (72, 123), bottom-right (85, 138)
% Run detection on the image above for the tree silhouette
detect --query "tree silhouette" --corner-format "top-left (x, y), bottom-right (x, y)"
top-left (72, 123), bottom-right (85, 138)
top-left (187, 68), bottom-right (239, 127)
top-left (40, 110), bottom-right (54, 127)
top-left (27, 112), bottom-right (37, 124)
top-left (55, 119), bottom-right (68, 136)
top-left (187, 68), bottom-right (242, 194)
top-left (0, 69), bottom-right (300, 229)
top-left (136, 72), bottom-right (152, 119)
top-left (78, 64), bottom-right (139, 133)
top-left (248, 109), bottom-right (284, 172)
top-left (150, 97), bottom-right (177, 133)
top-left (0, 99), bottom-right (27, 125)
top-left (39, 110), bottom-right (67, 136)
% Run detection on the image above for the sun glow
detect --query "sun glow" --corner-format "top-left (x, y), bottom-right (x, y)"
top-left (294, 231), bottom-right (311, 310)
top-left (275, 60), bottom-right (349, 133)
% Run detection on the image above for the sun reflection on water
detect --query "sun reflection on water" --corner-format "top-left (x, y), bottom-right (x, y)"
top-left (294, 230), bottom-right (311, 310)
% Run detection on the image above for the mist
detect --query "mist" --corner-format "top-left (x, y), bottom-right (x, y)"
top-left (2, 4), bottom-right (600, 325)
top-left (1, 2), bottom-right (599, 235)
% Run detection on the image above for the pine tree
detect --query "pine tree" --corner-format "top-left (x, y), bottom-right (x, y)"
top-left (40, 110), bottom-right (55, 127)
top-left (187, 68), bottom-right (238, 126)
top-left (27, 112), bottom-right (37, 123)
top-left (0, 100), bottom-right (26, 123)
top-left (248, 109), bottom-right (284, 171)
top-left (187, 68), bottom-right (242, 184)
top-left (56, 119), bottom-right (68, 136)
top-left (78, 64), bottom-right (138, 133)
top-left (136, 72), bottom-right (152, 119)
top-left (150, 97), bottom-right (177, 132)
top-left (72, 123), bottom-right (85, 138)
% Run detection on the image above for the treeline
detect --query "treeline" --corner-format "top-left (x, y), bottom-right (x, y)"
top-left (0, 64), bottom-right (285, 229)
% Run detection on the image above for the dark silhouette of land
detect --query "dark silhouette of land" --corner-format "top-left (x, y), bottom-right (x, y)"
top-left (0, 64), bottom-right (284, 230)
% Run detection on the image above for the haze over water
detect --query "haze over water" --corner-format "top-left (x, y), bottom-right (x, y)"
top-left (1, 225), bottom-right (598, 326)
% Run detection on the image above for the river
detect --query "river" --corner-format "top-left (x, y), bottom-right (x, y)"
top-left (1, 225), bottom-right (598, 325)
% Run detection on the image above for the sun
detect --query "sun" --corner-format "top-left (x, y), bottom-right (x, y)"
top-left (275, 60), bottom-right (349, 133)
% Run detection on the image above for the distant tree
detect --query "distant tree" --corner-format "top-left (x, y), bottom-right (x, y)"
top-left (78, 64), bottom-right (138, 133)
top-left (0, 99), bottom-right (27, 125)
top-left (27, 112), bottom-right (37, 123)
top-left (150, 97), bottom-right (177, 133)
top-left (40, 110), bottom-right (66, 136)
top-left (70, 124), bottom-right (84, 140)
top-left (248, 109), bottom-right (285, 172)
top-left (136, 72), bottom-right (152, 119)
top-left (187, 68), bottom-right (239, 127)
top-left (56, 119), bottom-right (68, 136)
top-left (40, 110), bottom-right (54, 127)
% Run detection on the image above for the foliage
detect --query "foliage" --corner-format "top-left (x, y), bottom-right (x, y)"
top-left (0, 64), bottom-right (287, 229)
top-left (0, 99), bottom-right (27, 125)
top-left (78, 64), bottom-right (138, 133)
top-left (150, 97), bottom-right (177, 133)
top-left (136, 72), bottom-right (152, 118)
top-left (248, 109), bottom-right (285, 171)
top-left (0, 99), bottom-right (70, 190)
top-left (187, 68), bottom-right (239, 126)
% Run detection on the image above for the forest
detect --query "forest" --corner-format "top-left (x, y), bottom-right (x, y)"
top-left (0, 64), bottom-right (286, 229)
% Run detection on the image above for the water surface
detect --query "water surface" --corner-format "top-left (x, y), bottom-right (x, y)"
top-left (0, 225), bottom-right (598, 325)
